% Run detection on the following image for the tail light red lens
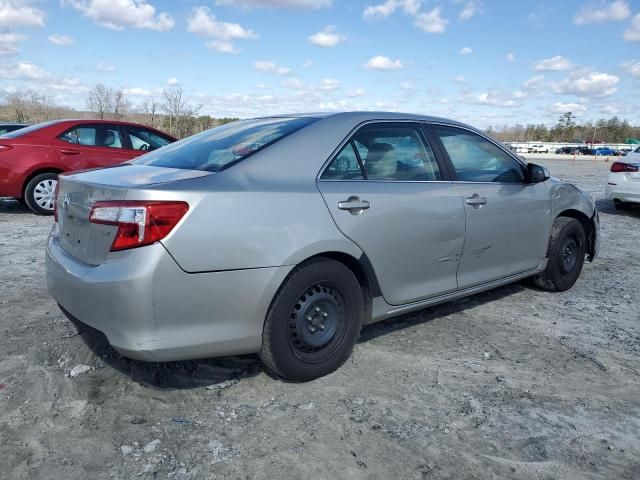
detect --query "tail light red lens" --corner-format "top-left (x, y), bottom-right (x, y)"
top-left (611, 162), bottom-right (639, 173)
top-left (89, 201), bottom-right (189, 251)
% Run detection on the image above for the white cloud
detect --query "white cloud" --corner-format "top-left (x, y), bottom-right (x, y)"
top-left (0, 32), bottom-right (26, 56)
top-left (624, 13), bottom-right (640, 40)
top-left (620, 60), bottom-right (640, 77)
top-left (459, 0), bottom-right (483, 21)
top-left (363, 55), bottom-right (404, 70)
top-left (460, 90), bottom-right (518, 108)
top-left (549, 102), bottom-right (588, 114)
top-left (254, 60), bottom-right (291, 75)
top-left (308, 25), bottom-right (345, 47)
top-left (281, 78), bottom-right (305, 89)
top-left (62, 0), bottom-right (174, 31)
top-left (0, 61), bottom-right (51, 80)
top-left (48, 34), bottom-right (74, 46)
top-left (0, 1), bottom-right (45, 28)
top-left (459, 46), bottom-right (472, 55)
top-left (302, 59), bottom-right (314, 67)
top-left (167, 77), bottom-right (179, 85)
top-left (534, 55), bottom-right (573, 71)
top-left (346, 87), bottom-right (368, 97)
top-left (187, 6), bottom-right (257, 53)
top-left (320, 78), bottom-right (341, 90)
top-left (555, 71), bottom-right (619, 97)
top-left (415, 7), bottom-right (448, 33)
top-left (574, 0), bottom-right (630, 25)
top-left (215, 0), bottom-right (331, 9)
top-left (506, 52), bottom-right (516, 62)
top-left (523, 75), bottom-right (545, 88)
top-left (453, 75), bottom-right (466, 83)
top-left (123, 87), bottom-right (153, 96)
top-left (96, 62), bottom-right (116, 72)
top-left (363, 0), bottom-right (421, 19)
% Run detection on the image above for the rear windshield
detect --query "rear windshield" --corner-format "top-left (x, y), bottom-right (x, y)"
top-left (132, 117), bottom-right (318, 172)
top-left (0, 120), bottom-right (60, 138)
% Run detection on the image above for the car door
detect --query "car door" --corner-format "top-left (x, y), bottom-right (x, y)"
top-left (122, 125), bottom-right (174, 159)
top-left (317, 122), bottom-right (466, 306)
top-left (53, 124), bottom-right (131, 169)
top-left (428, 124), bottom-right (551, 289)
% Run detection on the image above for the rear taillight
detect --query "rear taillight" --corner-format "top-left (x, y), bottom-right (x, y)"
top-left (53, 182), bottom-right (60, 222)
top-left (89, 201), bottom-right (189, 251)
top-left (611, 162), bottom-right (639, 173)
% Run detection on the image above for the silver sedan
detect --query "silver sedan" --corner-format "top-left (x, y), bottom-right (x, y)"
top-left (46, 112), bottom-right (599, 381)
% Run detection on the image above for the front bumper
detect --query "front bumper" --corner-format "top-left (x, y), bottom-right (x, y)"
top-left (46, 229), bottom-right (292, 361)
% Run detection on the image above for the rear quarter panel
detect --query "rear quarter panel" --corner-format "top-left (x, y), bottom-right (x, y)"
top-left (0, 144), bottom-right (62, 198)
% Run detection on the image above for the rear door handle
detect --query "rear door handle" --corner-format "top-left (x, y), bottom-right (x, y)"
top-left (60, 149), bottom-right (80, 155)
top-left (338, 196), bottom-right (370, 214)
top-left (465, 194), bottom-right (487, 208)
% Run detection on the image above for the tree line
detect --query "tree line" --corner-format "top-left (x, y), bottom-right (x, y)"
top-left (486, 112), bottom-right (640, 144)
top-left (0, 84), bottom-right (239, 138)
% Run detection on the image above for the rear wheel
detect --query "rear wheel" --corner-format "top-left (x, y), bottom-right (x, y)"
top-left (24, 172), bottom-right (58, 215)
top-left (614, 201), bottom-right (630, 211)
top-left (260, 258), bottom-right (364, 382)
top-left (533, 217), bottom-right (586, 292)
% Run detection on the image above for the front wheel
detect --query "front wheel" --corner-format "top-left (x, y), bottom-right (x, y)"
top-left (260, 258), bottom-right (364, 382)
top-left (24, 172), bottom-right (58, 215)
top-left (533, 217), bottom-right (586, 292)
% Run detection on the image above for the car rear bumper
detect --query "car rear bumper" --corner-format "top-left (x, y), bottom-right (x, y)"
top-left (45, 227), bottom-right (292, 362)
top-left (605, 176), bottom-right (640, 204)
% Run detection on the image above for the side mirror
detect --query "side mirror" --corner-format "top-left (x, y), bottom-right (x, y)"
top-left (527, 163), bottom-right (550, 183)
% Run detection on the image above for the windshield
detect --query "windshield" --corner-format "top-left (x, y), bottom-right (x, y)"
top-left (0, 120), bottom-right (60, 138)
top-left (133, 117), bottom-right (318, 172)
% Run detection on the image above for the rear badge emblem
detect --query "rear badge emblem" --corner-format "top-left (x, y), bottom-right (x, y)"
top-left (62, 193), bottom-right (71, 212)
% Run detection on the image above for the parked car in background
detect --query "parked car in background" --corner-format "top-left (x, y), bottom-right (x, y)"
top-left (528, 144), bottom-right (549, 153)
top-left (0, 122), bottom-right (29, 135)
top-left (0, 119), bottom-right (176, 214)
top-left (46, 112), bottom-right (599, 381)
top-left (606, 152), bottom-right (640, 210)
top-left (595, 147), bottom-right (616, 156)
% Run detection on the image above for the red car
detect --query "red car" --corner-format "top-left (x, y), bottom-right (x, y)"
top-left (0, 119), bottom-right (176, 214)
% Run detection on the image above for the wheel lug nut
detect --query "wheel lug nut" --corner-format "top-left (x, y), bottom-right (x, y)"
top-left (318, 324), bottom-right (325, 331)
top-left (321, 312), bottom-right (328, 318)
top-left (314, 307), bottom-right (321, 312)
top-left (309, 326), bottom-right (316, 333)
top-left (306, 315), bottom-right (313, 322)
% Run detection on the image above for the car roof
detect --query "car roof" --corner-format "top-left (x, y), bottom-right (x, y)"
top-left (255, 111), bottom-right (468, 126)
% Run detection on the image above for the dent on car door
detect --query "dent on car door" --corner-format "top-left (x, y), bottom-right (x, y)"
top-left (317, 122), bottom-right (466, 306)
top-left (429, 124), bottom-right (551, 289)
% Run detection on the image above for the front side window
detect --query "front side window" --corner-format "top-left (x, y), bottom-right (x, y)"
top-left (433, 125), bottom-right (525, 183)
top-left (323, 124), bottom-right (441, 181)
top-left (134, 117), bottom-right (317, 172)
top-left (59, 125), bottom-right (123, 149)
top-left (127, 127), bottom-right (172, 151)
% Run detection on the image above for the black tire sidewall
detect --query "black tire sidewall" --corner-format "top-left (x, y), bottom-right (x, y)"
top-left (261, 259), bottom-right (364, 381)
top-left (547, 219), bottom-right (586, 291)
top-left (24, 172), bottom-right (57, 215)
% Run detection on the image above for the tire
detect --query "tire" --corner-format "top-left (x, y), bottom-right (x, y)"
top-left (533, 217), bottom-right (586, 292)
top-left (24, 172), bottom-right (58, 215)
top-left (260, 258), bottom-right (364, 382)
top-left (614, 201), bottom-right (629, 211)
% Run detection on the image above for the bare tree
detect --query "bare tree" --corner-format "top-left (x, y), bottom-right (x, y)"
top-left (162, 86), bottom-right (201, 137)
top-left (140, 97), bottom-right (162, 129)
top-left (4, 89), bottom-right (55, 123)
top-left (113, 89), bottom-right (129, 121)
top-left (86, 83), bottom-right (113, 119)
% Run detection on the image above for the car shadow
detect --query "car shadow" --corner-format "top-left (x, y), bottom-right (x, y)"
top-left (0, 198), bottom-right (31, 215)
top-left (595, 199), bottom-right (640, 218)
top-left (74, 282), bottom-right (529, 389)
top-left (358, 282), bottom-right (527, 344)
top-left (72, 319), bottom-right (263, 390)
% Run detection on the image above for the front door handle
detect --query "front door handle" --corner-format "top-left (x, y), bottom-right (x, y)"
top-left (60, 149), bottom-right (80, 155)
top-left (338, 196), bottom-right (370, 215)
top-left (465, 194), bottom-right (487, 208)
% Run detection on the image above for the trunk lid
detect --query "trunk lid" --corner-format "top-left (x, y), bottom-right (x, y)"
top-left (56, 164), bottom-right (210, 265)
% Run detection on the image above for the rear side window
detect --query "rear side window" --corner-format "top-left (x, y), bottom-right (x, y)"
top-left (1, 120), bottom-right (59, 138)
top-left (59, 125), bottom-right (123, 149)
top-left (127, 126), bottom-right (172, 151)
top-left (433, 125), bottom-right (525, 183)
top-left (133, 117), bottom-right (317, 172)
top-left (324, 124), bottom-right (441, 181)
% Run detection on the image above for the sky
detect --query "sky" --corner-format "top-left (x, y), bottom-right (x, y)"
top-left (0, 0), bottom-right (639, 128)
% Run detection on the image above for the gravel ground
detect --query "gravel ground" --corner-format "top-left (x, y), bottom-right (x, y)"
top-left (1, 157), bottom-right (639, 480)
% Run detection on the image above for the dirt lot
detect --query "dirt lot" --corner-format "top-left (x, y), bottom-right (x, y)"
top-left (1, 157), bottom-right (639, 480)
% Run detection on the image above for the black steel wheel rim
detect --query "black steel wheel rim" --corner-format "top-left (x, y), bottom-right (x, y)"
top-left (288, 283), bottom-right (347, 360)
top-left (560, 235), bottom-right (579, 274)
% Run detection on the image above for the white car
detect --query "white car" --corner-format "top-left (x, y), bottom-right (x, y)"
top-left (605, 146), bottom-right (640, 210)
top-left (529, 145), bottom-right (549, 154)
